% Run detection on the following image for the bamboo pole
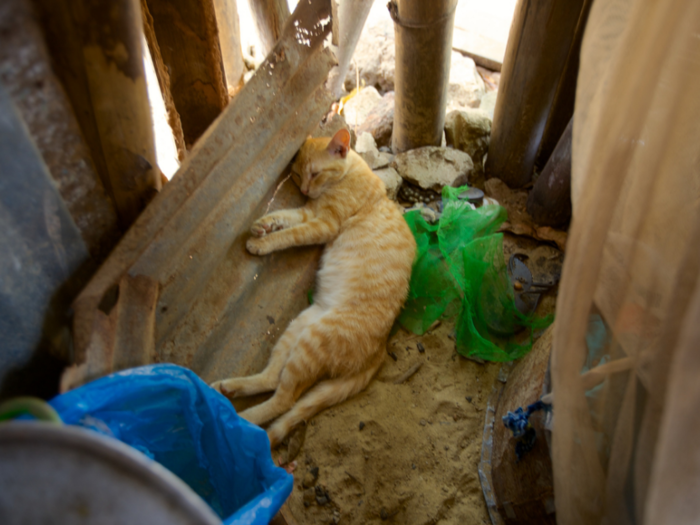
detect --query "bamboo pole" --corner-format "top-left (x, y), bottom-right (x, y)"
top-left (535, 0), bottom-right (593, 172)
top-left (390, 0), bottom-right (457, 153)
top-left (485, 0), bottom-right (585, 188)
top-left (527, 117), bottom-right (572, 228)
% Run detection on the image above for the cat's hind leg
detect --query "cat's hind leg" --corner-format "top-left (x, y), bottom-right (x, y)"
top-left (210, 306), bottom-right (322, 398)
top-left (266, 354), bottom-right (383, 448)
top-left (236, 325), bottom-right (327, 426)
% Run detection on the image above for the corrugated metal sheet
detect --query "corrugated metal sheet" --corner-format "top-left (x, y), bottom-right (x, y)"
top-left (65, 0), bottom-right (338, 390)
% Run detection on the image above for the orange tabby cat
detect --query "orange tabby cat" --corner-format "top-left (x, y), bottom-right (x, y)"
top-left (211, 128), bottom-right (416, 448)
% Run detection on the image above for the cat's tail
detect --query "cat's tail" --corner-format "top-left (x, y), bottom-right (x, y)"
top-left (266, 356), bottom-right (382, 448)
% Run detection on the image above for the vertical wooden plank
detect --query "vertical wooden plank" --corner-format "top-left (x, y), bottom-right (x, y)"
top-left (247, 0), bottom-right (291, 56)
top-left (213, 0), bottom-right (247, 98)
top-left (79, 0), bottom-right (161, 229)
top-left (145, 0), bottom-right (229, 147)
top-left (485, 0), bottom-right (585, 188)
top-left (0, 0), bottom-right (121, 263)
top-left (140, 0), bottom-right (188, 161)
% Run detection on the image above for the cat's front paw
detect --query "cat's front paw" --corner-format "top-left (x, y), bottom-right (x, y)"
top-left (251, 217), bottom-right (284, 237)
top-left (246, 237), bottom-right (273, 256)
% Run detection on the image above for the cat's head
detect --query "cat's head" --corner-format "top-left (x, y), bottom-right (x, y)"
top-left (291, 129), bottom-right (351, 198)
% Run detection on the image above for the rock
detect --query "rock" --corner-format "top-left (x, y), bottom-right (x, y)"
top-left (303, 466), bottom-right (320, 489)
top-left (444, 109), bottom-right (491, 173)
top-left (479, 91), bottom-right (498, 121)
top-left (356, 91), bottom-right (395, 148)
top-left (392, 147), bottom-right (474, 193)
top-left (446, 52), bottom-right (486, 112)
top-left (344, 17), bottom-right (395, 93)
top-left (313, 113), bottom-right (356, 148)
top-left (315, 485), bottom-right (331, 506)
top-left (374, 167), bottom-right (402, 200)
top-left (355, 132), bottom-right (393, 170)
top-left (343, 86), bottom-right (383, 127)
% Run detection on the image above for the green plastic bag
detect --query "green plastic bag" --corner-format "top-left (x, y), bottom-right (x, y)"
top-left (399, 186), bottom-right (552, 361)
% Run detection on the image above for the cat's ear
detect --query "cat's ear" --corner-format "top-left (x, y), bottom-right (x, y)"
top-left (327, 129), bottom-right (350, 158)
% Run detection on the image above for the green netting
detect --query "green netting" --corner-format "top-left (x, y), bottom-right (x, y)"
top-left (399, 186), bottom-right (553, 361)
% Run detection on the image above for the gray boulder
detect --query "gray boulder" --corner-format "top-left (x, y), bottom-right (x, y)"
top-left (444, 109), bottom-right (491, 173)
top-left (355, 132), bottom-right (393, 169)
top-left (392, 147), bottom-right (474, 192)
top-left (479, 91), bottom-right (498, 121)
top-left (446, 52), bottom-right (487, 112)
top-left (343, 86), bottom-right (383, 127)
top-left (374, 167), bottom-right (402, 200)
top-left (357, 91), bottom-right (394, 148)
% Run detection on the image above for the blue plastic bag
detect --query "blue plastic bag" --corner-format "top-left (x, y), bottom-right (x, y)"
top-left (49, 364), bottom-right (292, 525)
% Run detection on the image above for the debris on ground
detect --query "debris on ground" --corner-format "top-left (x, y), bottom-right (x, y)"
top-left (485, 178), bottom-right (568, 251)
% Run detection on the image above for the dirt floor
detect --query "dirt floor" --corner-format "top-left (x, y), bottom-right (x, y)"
top-left (276, 232), bottom-right (561, 525)
top-left (282, 320), bottom-right (501, 524)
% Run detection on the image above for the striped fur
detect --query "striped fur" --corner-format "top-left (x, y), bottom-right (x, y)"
top-left (211, 129), bottom-right (416, 448)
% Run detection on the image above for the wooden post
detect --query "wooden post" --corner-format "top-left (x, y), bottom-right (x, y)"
top-left (247, 0), bottom-right (291, 56)
top-left (485, 0), bottom-right (585, 188)
top-left (390, 0), bottom-right (457, 153)
top-left (212, 0), bottom-right (247, 98)
top-left (527, 118), bottom-right (572, 228)
top-left (145, 0), bottom-right (229, 147)
top-left (534, 0), bottom-right (593, 172)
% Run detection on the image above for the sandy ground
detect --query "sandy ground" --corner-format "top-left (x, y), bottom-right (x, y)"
top-left (273, 229), bottom-right (560, 525)
top-left (282, 320), bottom-right (501, 524)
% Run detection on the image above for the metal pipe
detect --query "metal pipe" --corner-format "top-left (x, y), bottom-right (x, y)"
top-left (390, 0), bottom-right (457, 153)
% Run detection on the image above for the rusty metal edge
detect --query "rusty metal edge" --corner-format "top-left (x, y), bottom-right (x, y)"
top-left (478, 362), bottom-right (512, 525)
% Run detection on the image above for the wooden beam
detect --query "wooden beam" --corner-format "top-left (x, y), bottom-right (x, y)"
top-left (140, 0), bottom-right (187, 161)
top-left (213, 0), bottom-right (247, 98)
top-left (485, 0), bottom-right (586, 188)
top-left (247, 0), bottom-right (291, 56)
top-left (145, 0), bottom-right (229, 147)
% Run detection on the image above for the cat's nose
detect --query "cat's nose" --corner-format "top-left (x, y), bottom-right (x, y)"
top-left (301, 187), bottom-right (308, 195)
